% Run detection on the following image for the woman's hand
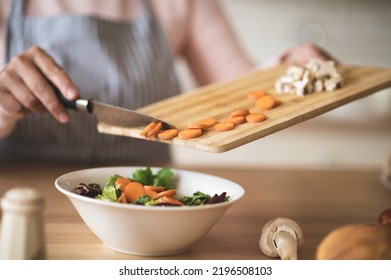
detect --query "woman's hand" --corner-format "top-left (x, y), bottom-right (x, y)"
top-left (0, 45), bottom-right (79, 138)
top-left (278, 43), bottom-right (338, 65)
top-left (263, 43), bottom-right (339, 68)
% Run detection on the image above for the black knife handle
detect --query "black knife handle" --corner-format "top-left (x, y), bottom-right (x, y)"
top-left (52, 84), bottom-right (92, 113)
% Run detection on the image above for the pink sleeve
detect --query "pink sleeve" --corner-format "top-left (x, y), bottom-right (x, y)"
top-left (183, 0), bottom-right (254, 85)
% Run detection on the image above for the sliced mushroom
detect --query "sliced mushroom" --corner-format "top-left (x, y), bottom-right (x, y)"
top-left (324, 76), bottom-right (343, 92)
top-left (275, 58), bottom-right (342, 96)
top-left (287, 66), bottom-right (305, 81)
top-left (259, 217), bottom-right (304, 260)
top-left (314, 79), bottom-right (324, 92)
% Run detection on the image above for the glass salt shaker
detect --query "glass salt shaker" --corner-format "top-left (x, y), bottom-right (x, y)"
top-left (0, 187), bottom-right (46, 259)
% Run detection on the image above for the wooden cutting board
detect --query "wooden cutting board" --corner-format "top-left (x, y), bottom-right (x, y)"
top-left (97, 64), bottom-right (391, 153)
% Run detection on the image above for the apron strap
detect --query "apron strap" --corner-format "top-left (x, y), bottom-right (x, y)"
top-left (9, 0), bottom-right (25, 19)
top-left (5, 0), bottom-right (25, 62)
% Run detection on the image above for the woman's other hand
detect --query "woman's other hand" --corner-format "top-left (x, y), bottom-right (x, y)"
top-left (263, 43), bottom-right (339, 68)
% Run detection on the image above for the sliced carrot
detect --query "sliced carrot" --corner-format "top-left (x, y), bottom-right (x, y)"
top-left (116, 193), bottom-right (127, 203)
top-left (124, 182), bottom-right (146, 202)
top-left (140, 122), bottom-right (157, 136)
top-left (158, 129), bottom-right (179, 140)
top-left (157, 196), bottom-right (184, 206)
top-left (246, 113), bottom-right (267, 123)
top-left (145, 190), bottom-right (158, 199)
top-left (187, 122), bottom-right (208, 129)
top-left (144, 185), bottom-right (165, 192)
top-left (248, 90), bottom-right (267, 100)
top-left (256, 95), bottom-right (276, 110)
top-left (230, 108), bottom-right (249, 117)
top-left (187, 118), bottom-right (217, 129)
top-left (197, 118), bottom-right (218, 128)
top-left (198, 118), bottom-right (217, 128)
top-left (121, 193), bottom-right (128, 204)
top-left (115, 177), bottom-right (132, 192)
top-left (178, 128), bottom-right (203, 139)
top-left (214, 122), bottom-right (235, 132)
top-left (116, 177), bottom-right (132, 185)
top-left (153, 189), bottom-right (176, 199)
top-left (146, 122), bottom-right (163, 139)
top-left (224, 116), bottom-right (246, 125)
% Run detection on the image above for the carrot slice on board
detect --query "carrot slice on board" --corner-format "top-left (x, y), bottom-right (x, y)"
top-left (158, 129), bottom-right (179, 140)
top-left (187, 118), bottom-right (217, 129)
top-left (187, 122), bottom-right (208, 129)
top-left (197, 118), bottom-right (218, 128)
top-left (178, 128), bottom-right (203, 139)
top-left (224, 116), bottom-right (246, 125)
top-left (246, 113), bottom-right (267, 123)
top-left (256, 95), bottom-right (276, 110)
top-left (230, 108), bottom-right (249, 117)
top-left (247, 90), bottom-right (267, 100)
top-left (124, 182), bottom-right (146, 202)
top-left (214, 122), bottom-right (235, 132)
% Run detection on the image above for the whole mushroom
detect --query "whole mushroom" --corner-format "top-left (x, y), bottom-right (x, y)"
top-left (259, 217), bottom-right (304, 260)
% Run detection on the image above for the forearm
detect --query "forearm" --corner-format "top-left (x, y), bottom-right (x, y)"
top-left (184, 0), bottom-right (254, 85)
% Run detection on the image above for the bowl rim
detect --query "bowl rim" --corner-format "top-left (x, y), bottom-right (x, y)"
top-left (55, 166), bottom-right (245, 212)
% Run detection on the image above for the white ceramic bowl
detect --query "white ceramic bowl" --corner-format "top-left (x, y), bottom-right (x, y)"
top-left (55, 166), bottom-right (244, 256)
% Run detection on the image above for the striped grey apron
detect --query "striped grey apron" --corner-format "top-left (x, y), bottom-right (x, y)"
top-left (0, 0), bottom-right (179, 165)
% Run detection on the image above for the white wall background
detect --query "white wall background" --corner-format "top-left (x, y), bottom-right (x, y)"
top-left (171, 0), bottom-right (391, 169)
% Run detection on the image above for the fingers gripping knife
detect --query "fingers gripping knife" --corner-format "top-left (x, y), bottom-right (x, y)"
top-left (54, 88), bottom-right (175, 131)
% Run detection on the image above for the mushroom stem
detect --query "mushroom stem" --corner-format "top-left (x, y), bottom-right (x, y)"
top-left (259, 217), bottom-right (304, 260)
top-left (274, 231), bottom-right (298, 260)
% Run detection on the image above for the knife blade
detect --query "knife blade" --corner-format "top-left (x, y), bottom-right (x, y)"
top-left (54, 88), bottom-right (175, 130)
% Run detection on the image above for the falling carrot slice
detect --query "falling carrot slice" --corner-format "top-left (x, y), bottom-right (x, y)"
top-left (214, 122), bottom-right (235, 132)
top-left (158, 129), bottom-right (179, 140)
top-left (178, 128), bottom-right (203, 139)
top-left (124, 182), bottom-right (146, 202)
top-left (140, 122), bottom-right (157, 136)
top-left (146, 122), bottom-right (163, 139)
top-left (246, 113), bottom-right (267, 123)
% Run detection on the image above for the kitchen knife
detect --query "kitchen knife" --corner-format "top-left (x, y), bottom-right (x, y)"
top-left (54, 88), bottom-right (175, 130)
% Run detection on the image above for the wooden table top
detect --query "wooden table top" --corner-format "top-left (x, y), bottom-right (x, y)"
top-left (0, 164), bottom-right (390, 260)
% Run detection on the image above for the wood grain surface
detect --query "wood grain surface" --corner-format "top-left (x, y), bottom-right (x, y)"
top-left (97, 65), bottom-right (391, 152)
